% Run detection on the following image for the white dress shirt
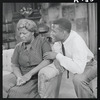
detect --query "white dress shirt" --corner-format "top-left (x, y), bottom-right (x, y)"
top-left (56, 30), bottom-right (94, 74)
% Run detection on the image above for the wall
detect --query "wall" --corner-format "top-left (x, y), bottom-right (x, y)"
top-left (3, 3), bottom-right (97, 55)
top-left (40, 3), bottom-right (89, 45)
top-left (88, 3), bottom-right (97, 55)
top-left (3, 3), bottom-right (40, 49)
top-left (40, 3), bottom-right (97, 55)
top-left (3, 3), bottom-right (14, 22)
top-left (39, 3), bottom-right (62, 26)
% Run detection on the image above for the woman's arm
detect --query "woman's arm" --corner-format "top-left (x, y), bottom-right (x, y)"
top-left (12, 64), bottom-right (22, 78)
top-left (18, 61), bottom-right (51, 85)
top-left (30, 59), bottom-right (51, 76)
top-left (12, 64), bottom-right (27, 86)
top-left (22, 38), bottom-right (52, 82)
top-left (21, 59), bottom-right (51, 82)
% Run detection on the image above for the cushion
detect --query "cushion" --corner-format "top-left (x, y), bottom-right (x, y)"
top-left (3, 49), bottom-right (14, 72)
top-left (3, 71), bottom-right (12, 76)
top-left (38, 63), bottom-right (59, 80)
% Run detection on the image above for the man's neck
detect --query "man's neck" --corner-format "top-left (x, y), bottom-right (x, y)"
top-left (61, 33), bottom-right (70, 43)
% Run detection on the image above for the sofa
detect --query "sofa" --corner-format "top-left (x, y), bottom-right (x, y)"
top-left (3, 49), bottom-right (97, 98)
top-left (2, 49), bottom-right (62, 98)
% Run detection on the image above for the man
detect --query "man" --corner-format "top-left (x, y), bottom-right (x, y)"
top-left (43, 18), bottom-right (97, 98)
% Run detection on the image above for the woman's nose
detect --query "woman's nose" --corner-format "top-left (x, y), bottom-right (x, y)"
top-left (20, 33), bottom-right (24, 38)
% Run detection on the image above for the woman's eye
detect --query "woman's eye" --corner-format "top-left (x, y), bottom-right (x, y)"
top-left (23, 33), bottom-right (27, 35)
top-left (19, 32), bottom-right (27, 35)
top-left (19, 33), bottom-right (21, 35)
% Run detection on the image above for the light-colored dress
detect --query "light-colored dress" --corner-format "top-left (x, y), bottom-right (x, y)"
top-left (3, 35), bottom-right (51, 98)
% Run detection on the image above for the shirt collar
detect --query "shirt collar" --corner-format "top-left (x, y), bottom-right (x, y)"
top-left (21, 42), bottom-right (26, 49)
top-left (31, 35), bottom-right (41, 49)
top-left (21, 38), bottom-right (35, 50)
top-left (63, 30), bottom-right (75, 45)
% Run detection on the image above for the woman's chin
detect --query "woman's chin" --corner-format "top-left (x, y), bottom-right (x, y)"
top-left (22, 40), bottom-right (26, 42)
top-left (21, 39), bottom-right (27, 42)
top-left (21, 40), bottom-right (29, 44)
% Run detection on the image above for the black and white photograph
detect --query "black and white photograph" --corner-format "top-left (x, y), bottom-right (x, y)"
top-left (2, 2), bottom-right (97, 98)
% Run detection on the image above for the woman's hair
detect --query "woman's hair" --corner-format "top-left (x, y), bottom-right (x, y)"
top-left (16, 19), bottom-right (39, 37)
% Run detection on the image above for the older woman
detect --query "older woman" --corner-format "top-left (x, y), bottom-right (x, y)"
top-left (3, 19), bottom-right (51, 98)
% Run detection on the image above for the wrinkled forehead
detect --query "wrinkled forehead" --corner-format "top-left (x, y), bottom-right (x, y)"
top-left (17, 27), bottom-right (32, 36)
top-left (18, 27), bottom-right (27, 32)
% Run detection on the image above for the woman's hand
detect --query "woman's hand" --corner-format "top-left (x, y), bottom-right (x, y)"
top-left (17, 76), bottom-right (26, 86)
top-left (17, 73), bottom-right (32, 86)
top-left (22, 73), bottom-right (32, 82)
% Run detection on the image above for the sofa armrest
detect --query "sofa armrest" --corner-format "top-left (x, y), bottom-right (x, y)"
top-left (3, 71), bottom-right (12, 76)
top-left (38, 64), bottom-right (63, 98)
top-left (3, 49), bottom-right (14, 72)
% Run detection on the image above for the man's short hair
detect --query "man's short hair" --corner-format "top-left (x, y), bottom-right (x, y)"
top-left (52, 18), bottom-right (72, 33)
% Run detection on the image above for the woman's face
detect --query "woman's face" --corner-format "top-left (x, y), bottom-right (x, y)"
top-left (18, 28), bottom-right (34, 43)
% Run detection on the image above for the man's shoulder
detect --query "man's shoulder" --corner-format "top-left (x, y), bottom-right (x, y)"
top-left (70, 30), bottom-right (85, 43)
top-left (71, 30), bottom-right (78, 35)
top-left (71, 30), bottom-right (83, 39)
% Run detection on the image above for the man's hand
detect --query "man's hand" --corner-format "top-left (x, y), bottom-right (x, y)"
top-left (43, 52), bottom-right (57, 60)
top-left (53, 59), bottom-right (64, 73)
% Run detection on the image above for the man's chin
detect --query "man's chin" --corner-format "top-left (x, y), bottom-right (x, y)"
top-left (51, 40), bottom-right (56, 44)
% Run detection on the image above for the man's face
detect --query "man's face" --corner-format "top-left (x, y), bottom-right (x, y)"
top-left (50, 24), bottom-right (64, 43)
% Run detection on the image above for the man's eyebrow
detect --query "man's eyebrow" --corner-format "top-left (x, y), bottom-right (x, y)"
top-left (51, 29), bottom-right (56, 33)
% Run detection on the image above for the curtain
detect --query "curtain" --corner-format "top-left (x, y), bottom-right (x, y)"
top-left (88, 3), bottom-right (97, 55)
top-left (3, 3), bottom-right (14, 22)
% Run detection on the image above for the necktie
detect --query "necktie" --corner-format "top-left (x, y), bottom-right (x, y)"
top-left (62, 43), bottom-right (69, 78)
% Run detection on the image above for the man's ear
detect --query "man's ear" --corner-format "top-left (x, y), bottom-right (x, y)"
top-left (63, 31), bottom-right (66, 36)
top-left (32, 32), bottom-right (34, 35)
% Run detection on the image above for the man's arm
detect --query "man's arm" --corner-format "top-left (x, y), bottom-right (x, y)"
top-left (43, 40), bottom-right (88, 74)
top-left (56, 53), bottom-right (87, 74)
top-left (56, 39), bottom-right (88, 74)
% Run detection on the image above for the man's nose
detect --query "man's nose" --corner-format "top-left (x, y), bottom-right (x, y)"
top-left (50, 33), bottom-right (54, 39)
top-left (47, 37), bottom-right (52, 42)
